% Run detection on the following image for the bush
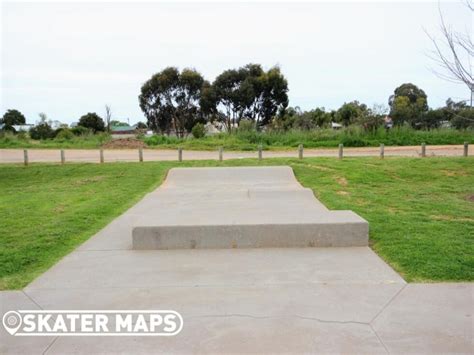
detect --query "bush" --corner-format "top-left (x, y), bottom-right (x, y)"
top-left (144, 135), bottom-right (180, 146)
top-left (30, 122), bottom-right (54, 140)
top-left (191, 123), bottom-right (206, 138)
top-left (71, 126), bottom-right (92, 136)
top-left (238, 120), bottom-right (256, 132)
top-left (16, 131), bottom-right (28, 140)
top-left (54, 128), bottom-right (74, 140)
top-left (451, 108), bottom-right (474, 129)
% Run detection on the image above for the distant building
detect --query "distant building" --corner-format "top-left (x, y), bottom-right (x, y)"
top-left (205, 122), bottom-right (221, 135)
top-left (331, 122), bottom-right (342, 130)
top-left (12, 124), bottom-right (34, 132)
top-left (111, 125), bottom-right (137, 139)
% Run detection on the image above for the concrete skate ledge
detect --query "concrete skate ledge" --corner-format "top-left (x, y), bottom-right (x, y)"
top-left (132, 218), bottom-right (368, 250)
top-left (131, 166), bottom-right (369, 250)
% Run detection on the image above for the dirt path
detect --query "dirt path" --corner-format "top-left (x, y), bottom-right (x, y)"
top-left (0, 144), bottom-right (469, 164)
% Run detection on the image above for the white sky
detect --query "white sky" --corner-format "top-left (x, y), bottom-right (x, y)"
top-left (1, 1), bottom-right (472, 124)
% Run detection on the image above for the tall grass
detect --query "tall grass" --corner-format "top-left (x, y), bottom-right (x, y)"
top-left (0, 132), bottom-right (111, 149)
top-left (144, 126), bottom-right (474, 150)
top-left (0, 127), bottom-right (472, 150)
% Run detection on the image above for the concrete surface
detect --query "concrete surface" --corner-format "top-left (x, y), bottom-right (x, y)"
top-left (1, 166), bottom-right (472, 354)
top-left (0, 144), bottom-right (469, 164)
top-left (132, 167), bottom-right (368, 249)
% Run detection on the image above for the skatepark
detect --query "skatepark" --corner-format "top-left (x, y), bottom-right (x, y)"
top-left (1, 166), bottom-right (471, 354)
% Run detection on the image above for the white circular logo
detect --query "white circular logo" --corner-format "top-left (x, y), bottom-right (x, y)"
top-left (2, 311), bottom-right (22, 335)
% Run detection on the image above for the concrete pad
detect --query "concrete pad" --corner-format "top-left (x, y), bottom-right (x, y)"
top-left (0, 291), bottom-right (55, 355)
top-left (45, 317), bottom-right (387, 354)
top-left (26, 283), bottom-right (404, 324)
top-left (372, 283), bottom-right (473, 354)
top-left (25, 248), bottom-right (404, 290)
top-left (131, 167), bottom-right (369, 249)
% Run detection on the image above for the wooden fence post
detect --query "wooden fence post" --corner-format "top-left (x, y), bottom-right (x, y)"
top-left (421, 143), bottom-right (426, 157)
top-left (23, 149), bottom-right (28, 166)
top-left (139, 147), bottom-right (143, 162)
top-left (258, 145), bottom-right (263, 160)
top-left (60, 150), bottom-right (65, 164)
top-left (338, 144), bottom-right (343, 159)
top-left (464, 142), bottom-right (469, 157)
top-left (298, 144), bottom-right (303, 159)
top-left (178, 148), bottom-right (183, 162)
top-left (219, 147), bottom-right (223, 162)
top-left (100, 149), bottom-right (104, 163)
top-left (380, 144), bottom-right (384, 159)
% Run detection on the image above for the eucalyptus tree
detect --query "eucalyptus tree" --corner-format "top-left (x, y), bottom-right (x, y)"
top-left (139, 67), bottom-right (206, 137)
top-left (212, 64), bottom-right (289, 130)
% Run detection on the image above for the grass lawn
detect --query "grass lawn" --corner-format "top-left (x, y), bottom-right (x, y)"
top-left (0, 157), bottom-right (473, 289)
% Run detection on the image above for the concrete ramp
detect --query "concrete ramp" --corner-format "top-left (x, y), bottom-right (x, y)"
top-left (132, 166), bottom-right (368, 249)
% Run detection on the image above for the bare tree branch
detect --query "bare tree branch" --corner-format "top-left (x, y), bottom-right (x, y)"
top-left (425, 1), bottom-right (473, 106)
top-left (105, 105), bottom-right (112, 132)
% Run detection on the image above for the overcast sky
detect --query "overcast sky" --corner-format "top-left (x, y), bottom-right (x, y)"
top-left (1, 1), bottom-right (471, 124)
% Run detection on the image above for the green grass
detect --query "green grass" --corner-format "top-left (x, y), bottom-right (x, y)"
top-left (0, 157), bottom-right (473, 289)
top-left (1, 126), bottom-right (472, 150)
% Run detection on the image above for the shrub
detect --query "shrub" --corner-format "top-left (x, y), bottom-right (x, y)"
top-left (30, 122), bottom-right (54, 140)
top-left (16, 131), bottom-right (28, 140)
top-left (293, 115), bottom-right (317, 130)
top-left (55, 128), bottom-right (74, 140)
top-left (238, 120), bottom-right (256, 132)
top-left (144, 135), bottom-right (181, 146)
top-left (191, 123), bottom-right (206, 138)
top-left (71, 126), bottom-right (92, 136)
top-left (451, 108), bottom-right (474, 129)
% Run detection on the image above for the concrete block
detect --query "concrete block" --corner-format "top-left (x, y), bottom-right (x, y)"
top-left (131, 167), bottom-right (369, 249)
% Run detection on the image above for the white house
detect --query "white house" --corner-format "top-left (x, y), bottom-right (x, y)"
top-left (12, 124), bottom-right (34, 132)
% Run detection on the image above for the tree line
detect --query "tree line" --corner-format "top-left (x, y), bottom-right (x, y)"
top-left (138, 65), bottom-right (473, 135)
top-left (275, 83), bottom-right (473, 132)
top-left (139, 64), bottom-right (289, 137)
top-left (2, 67), bottom-right (473, 140)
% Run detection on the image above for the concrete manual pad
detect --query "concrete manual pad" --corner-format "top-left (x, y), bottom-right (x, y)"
top-left (132, 167), bottom-right (368, 249)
